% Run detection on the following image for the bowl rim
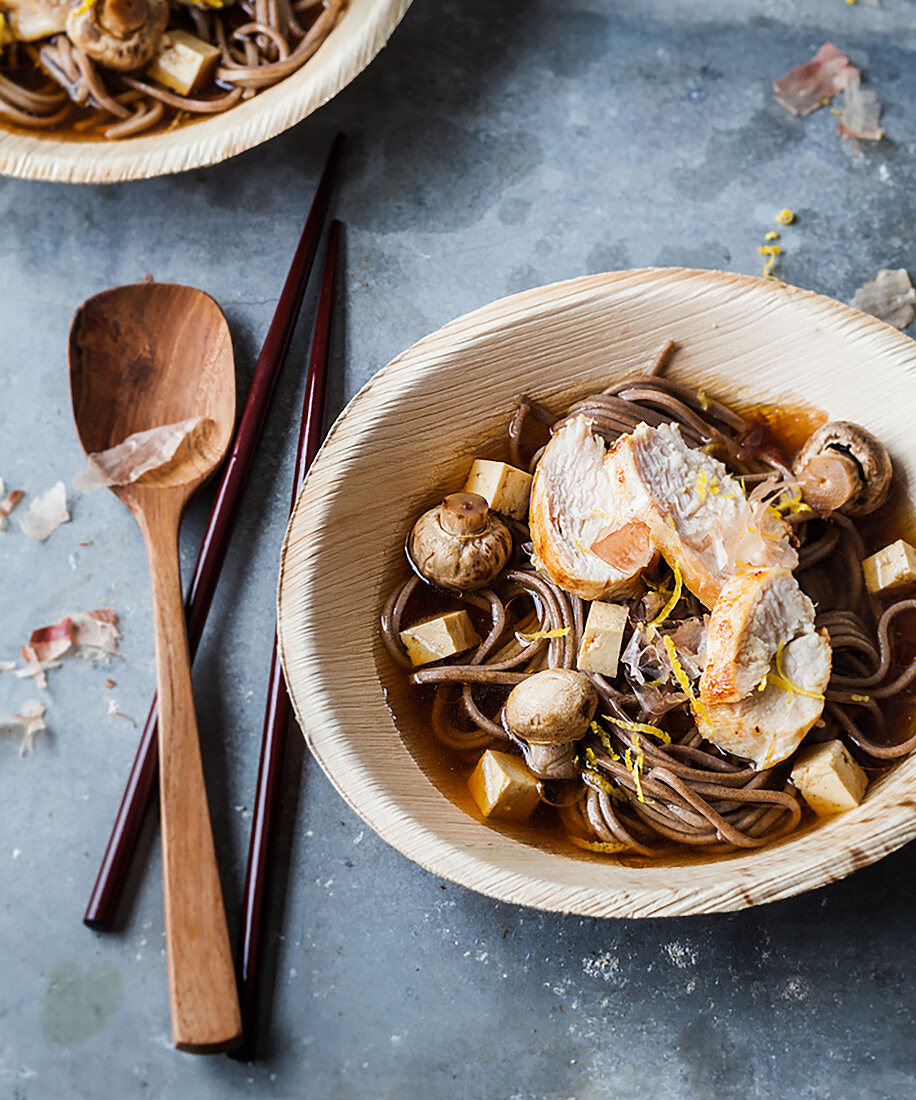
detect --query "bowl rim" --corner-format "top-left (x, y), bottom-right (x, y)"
top-left (277, 267), bottom-right (916, 918)
top-left (0, 0), bottom-right (412, 184)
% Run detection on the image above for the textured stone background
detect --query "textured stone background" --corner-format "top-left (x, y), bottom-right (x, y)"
top-left (1, 1), bottom-right (914, 1097)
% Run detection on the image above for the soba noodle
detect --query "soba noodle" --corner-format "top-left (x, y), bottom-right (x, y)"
top-left (0, 0), bottom-right (343, 138)
top-left (381, 351), bottom-right (916, 857)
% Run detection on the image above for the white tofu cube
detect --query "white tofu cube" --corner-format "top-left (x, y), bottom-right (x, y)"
top-left (863, 539), bottom-right (916, 596)
top-left (467, 749), bottom-right (541, 821)
top-left (577, 601), bottom-right (628, 676)
top-left (147, 30), bottom-right (220, 96)
top-left (399, 611), bottom-right (480, 667)
top-left (790, 740), bottom-right (867, 816)
top-left (463, 459), bottom-right (533, 520)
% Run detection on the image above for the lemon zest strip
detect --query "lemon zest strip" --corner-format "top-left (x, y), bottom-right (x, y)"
top-left (647, 562), bottom-right (682, 629)
top-left (607, 715), bottom-right (671, 745)
top-left (769, 642), bottom-right (825, 701)
top-left (663, 635), bottom-right (711, 725)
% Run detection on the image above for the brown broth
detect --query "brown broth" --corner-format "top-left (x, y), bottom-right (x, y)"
top-left (378, 386), bottom-right (916, 866)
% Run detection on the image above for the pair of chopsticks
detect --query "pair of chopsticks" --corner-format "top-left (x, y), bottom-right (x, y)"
top-left (83, 133), bottom-right (343, 1057)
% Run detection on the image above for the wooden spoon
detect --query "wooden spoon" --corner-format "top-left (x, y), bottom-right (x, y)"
top-left (69, 282), bottom-right (241, 1054)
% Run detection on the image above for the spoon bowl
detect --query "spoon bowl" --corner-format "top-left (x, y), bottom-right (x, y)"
top-left (69, 281), bottom-right (241, 1053)
top-left (70, 282), bottom-right (235, 498)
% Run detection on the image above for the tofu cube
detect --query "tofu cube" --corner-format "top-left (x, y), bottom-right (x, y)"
top-left (467, 749), bottom-right (541, 821)
top-left (577, 601), bottom-right (628, 676)
top-left (863, 539), bottom-right (916, 596)
top-left (790, 740), bottom-right (867, 816)
top-left (463, 459), bottom-right (533, 520)
top-left (399, 611), bottom-right (480, 667)
top-left (146, 30), bottom-right (220, 96)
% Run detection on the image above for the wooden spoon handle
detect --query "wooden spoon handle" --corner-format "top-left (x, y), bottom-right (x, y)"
top-left (142, 510), bottom-right (241, 1054)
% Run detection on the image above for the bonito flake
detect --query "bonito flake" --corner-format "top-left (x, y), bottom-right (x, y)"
top-left (74, 417), bottom-right (205, 491)
top-left (1, 700), bottom-right (47, 757)
top-left (837, 71), bottom-right (884, 141)
top-left (773, 42), bottom-right (856, 117)
top-left (20, 481), bottom-right (69, 540)
top-left (851, 269), bottom-right (916, 330)
top-left (0, 478), bottom-right (23, 530)
top-left (14, 610), bottom-right (121, 687)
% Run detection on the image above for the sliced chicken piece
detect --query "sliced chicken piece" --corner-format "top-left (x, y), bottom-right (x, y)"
top-left (530, 417), bottom-right (796, 605)
top-left (701, 567), bottom-right (817, 703)
top-left (0, 0), bottom-right (70, 40)
top-left (695, 566), bottom-right (831, 769)
top-left (612, 422), bottom-right (797, 608)
top-left (530, 415), bottom-right (657, 600)
top-left (696, 632), bottom-right (832, 770)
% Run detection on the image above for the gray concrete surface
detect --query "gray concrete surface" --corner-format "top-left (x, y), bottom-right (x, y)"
top-left (1, 1), bottom-right (915, 1097)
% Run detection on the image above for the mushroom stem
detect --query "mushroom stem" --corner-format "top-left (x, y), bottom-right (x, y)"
top-left (795, 452), bottom-right (860, 515)
top-left (439, 492), bottom-right (490, 538)
top-left (100, 0), bottom-right (148, 37)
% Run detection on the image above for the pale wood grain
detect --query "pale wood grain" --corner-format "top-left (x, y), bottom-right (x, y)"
top-left (70, 283), bottom-right (242, 1049)
top-left (0, 0), bottom-right (411, 183)
top-left (277, 268), bottom-right (916, 919)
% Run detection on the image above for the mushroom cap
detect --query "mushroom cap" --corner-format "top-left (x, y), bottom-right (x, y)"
top-left (504, 669), bottom-right (598, 745)
top-left (66, 0), bottom-right (168, 71)
top-left (793, 421), bottom-right (893, 516)
top-left (407, 492), bottom-right (513, 592)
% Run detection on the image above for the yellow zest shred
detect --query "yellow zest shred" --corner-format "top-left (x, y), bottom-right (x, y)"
top-left (624, 747), bottom-right (646, 803)
top-left (767, 486), bottom-right (812, 518)
top-left (589, 723), bottom-right (620, 761)
top-left (608, 716), bottom-right (671, 745)
top-left (647, 562), bottom-right (682, 629)
top-left (72, 0), bottom-right (98, 14)
top-left (696, 469), bottom-right (710, 503)
top-left (697, 389), bottom-right (710, 410)
top-left (765, 230), bottom-right (780, 241)
top-left (776, 208), bottom-right (795, 225)
top-left (663, 635), bottom-right (711, 725)
top-left (851, 694), bottom-right (871, 703)
top-left (757, 673), bottom-right (768, 692)
top-left (759, 244), bottom-right (783, 280)
top-left (769, 642), bottom-right (826, 701)
top-left (568, 835), bottom-right (627, 855)
top-left (518, 626), bottom-right (570, 642)
top-left (581, 751), bottom-right (624, 802)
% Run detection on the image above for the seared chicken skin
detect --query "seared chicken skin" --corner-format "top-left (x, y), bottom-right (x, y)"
top-left (697, 568), bottom-right (832, 769)
top-left (531, 417), bottom-right (796, 607)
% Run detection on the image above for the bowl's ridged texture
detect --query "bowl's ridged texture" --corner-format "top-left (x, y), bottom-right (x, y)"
top-left (277, 268), bottom-right (916, 918)
top-left (0, 0), bottom-right (411, 183)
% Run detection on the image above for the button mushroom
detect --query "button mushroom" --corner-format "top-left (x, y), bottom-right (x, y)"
top-left (793, 421), bottom-right (892, 516)
top-left (407, 491), bottom-right (513, 592)
top-left (66, 0), bottom-right (168, 72)
top-left (503, 669), bottom-right (598, 780)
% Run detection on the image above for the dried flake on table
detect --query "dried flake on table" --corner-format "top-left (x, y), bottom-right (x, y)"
top-left (836, 71), bottom-right (884, 141)
top-left (1, 700), bottom-right (47, 757)
top-left (0, 477), bottom-right (24, 529)
top-left (773, 42), bottom-right (856, 117)
top-left (15, 610), bottom-right (122, 687)
top-left (20, 481), bottom-right (69, 540)
top-left (850, 269), bottom-right (916, 330)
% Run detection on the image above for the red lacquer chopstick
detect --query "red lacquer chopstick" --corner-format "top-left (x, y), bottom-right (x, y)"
top-left (234, 220), bottom-right (340, 1059)
top-left (83, 135), bottom-right (345, 931)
